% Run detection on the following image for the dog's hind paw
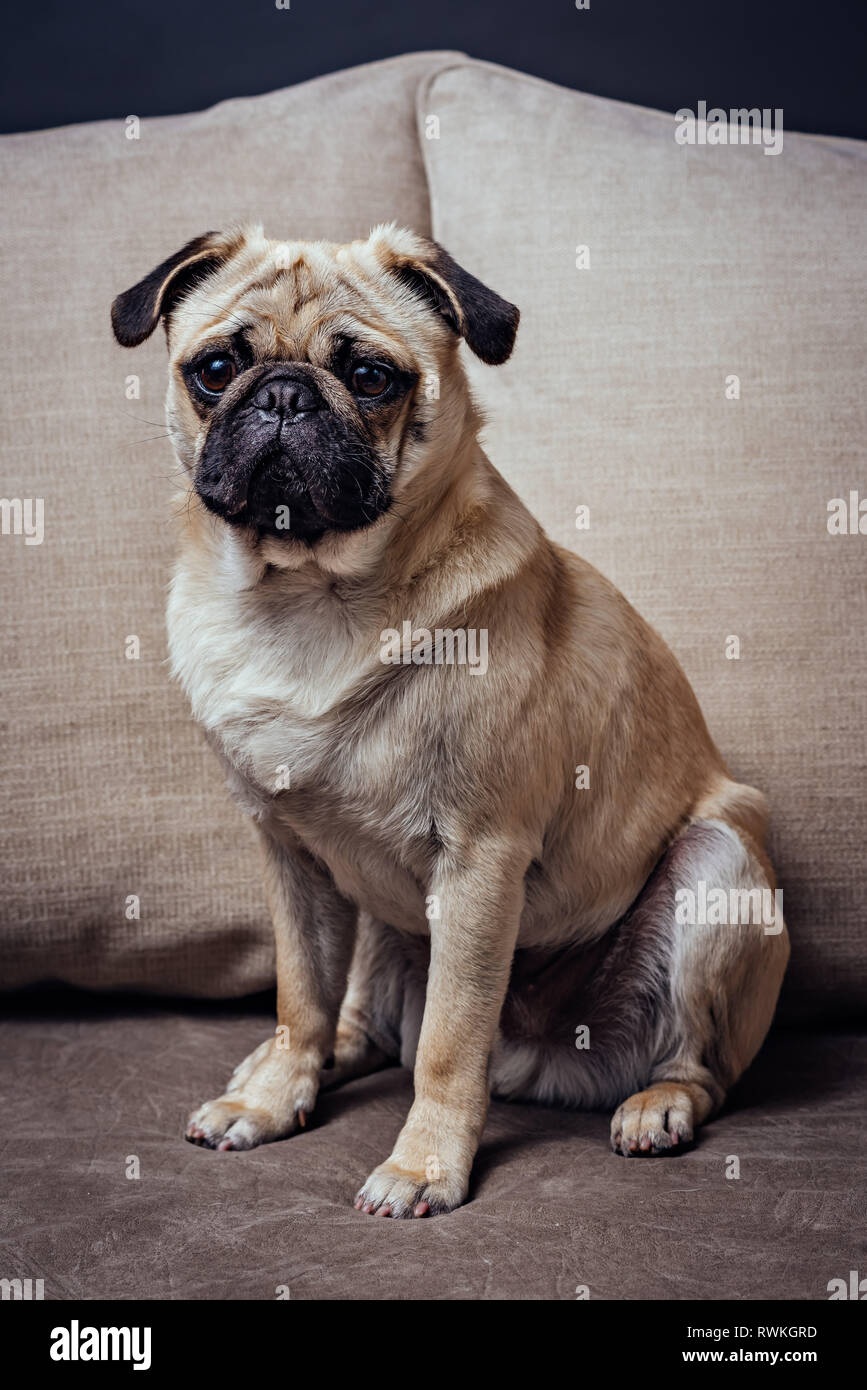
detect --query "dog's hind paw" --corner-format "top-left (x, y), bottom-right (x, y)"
top-left (610, 1083), bottom-right (701, 1156)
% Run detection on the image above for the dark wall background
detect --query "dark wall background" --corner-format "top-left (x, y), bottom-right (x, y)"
top-left (2, 0), bottom-right (865, 138)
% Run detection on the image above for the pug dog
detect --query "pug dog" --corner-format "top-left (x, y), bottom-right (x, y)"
top-left (111, 225), bottom-right (789, 1218)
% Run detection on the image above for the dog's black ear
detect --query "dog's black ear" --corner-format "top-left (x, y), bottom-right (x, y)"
top-left (390, 237), bottom-right (519, 365)
top-left (111, 232), bottom-right (231, 347)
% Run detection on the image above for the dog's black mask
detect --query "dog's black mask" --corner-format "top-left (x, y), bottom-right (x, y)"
top-left (193, 363), bottom-right (392, 543)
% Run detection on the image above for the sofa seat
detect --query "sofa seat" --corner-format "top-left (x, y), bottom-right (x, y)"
top-left (2, 994), bottom-right (863, 1300)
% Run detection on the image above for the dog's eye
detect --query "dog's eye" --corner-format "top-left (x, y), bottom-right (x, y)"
top-left (198, 355), bottom-right (236, 394)
top-left (351, 362), bottom-right (390, 397)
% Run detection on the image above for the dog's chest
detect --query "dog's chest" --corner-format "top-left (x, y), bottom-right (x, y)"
top-left (167, 560), bottom-right (435, 926)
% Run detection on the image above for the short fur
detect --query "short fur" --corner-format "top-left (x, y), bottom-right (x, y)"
top-left (112, 225), bottom-right (790, 1217)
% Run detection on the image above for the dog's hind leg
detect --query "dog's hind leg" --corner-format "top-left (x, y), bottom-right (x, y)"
top-left (610, 791), bottom-right (789, 1156)
top-left (320, 1012), bottom-right (391, 1090)
top-left (495, 787), bottom-right (789, 1154)
top-left (320, 912), bottom-right (427, 1090)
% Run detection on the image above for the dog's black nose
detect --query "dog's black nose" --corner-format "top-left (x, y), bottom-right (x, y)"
top-left (252, 375), bottom-right (320, 422)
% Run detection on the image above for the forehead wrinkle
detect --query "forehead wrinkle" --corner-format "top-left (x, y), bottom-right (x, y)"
top-left (239, 270), bottom-right (340, 350)
top-left (241, 265), bottom-right (300, 295)
top-left (298, 308), bottom-right (418, 371)
top-left (232, 248), bottom-right (320, 316)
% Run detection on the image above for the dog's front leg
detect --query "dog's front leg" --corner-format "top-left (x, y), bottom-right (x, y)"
top-left (355, 840), bottom-right (527, 1217)
top-left (185, 828), bottom-right (356, 1151)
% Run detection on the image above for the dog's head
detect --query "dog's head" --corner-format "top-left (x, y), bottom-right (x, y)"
top-left (112, 225), bottom-right (518, 549)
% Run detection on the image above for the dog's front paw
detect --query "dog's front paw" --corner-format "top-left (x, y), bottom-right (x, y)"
top-left (354, 1160), bottom-right (468, 1218)
top-left (185, 1095), bottom-right (308, 1150)
top-left (185, 1036), bottom-right (319, 1151)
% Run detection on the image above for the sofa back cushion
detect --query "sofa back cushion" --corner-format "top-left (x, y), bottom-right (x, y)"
top-left (418, 60), bottom-right (867, 1019)
top-left (0, 53), bottom-right (458, 995)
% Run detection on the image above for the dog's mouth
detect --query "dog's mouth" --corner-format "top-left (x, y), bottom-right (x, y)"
top-left (196, 449), bottom-right (390, 542)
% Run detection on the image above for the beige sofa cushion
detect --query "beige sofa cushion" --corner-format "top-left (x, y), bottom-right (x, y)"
top-left (417, 60), bottom-right (867, 1019)
top-left (0, 53), bottom-right (462, 995)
